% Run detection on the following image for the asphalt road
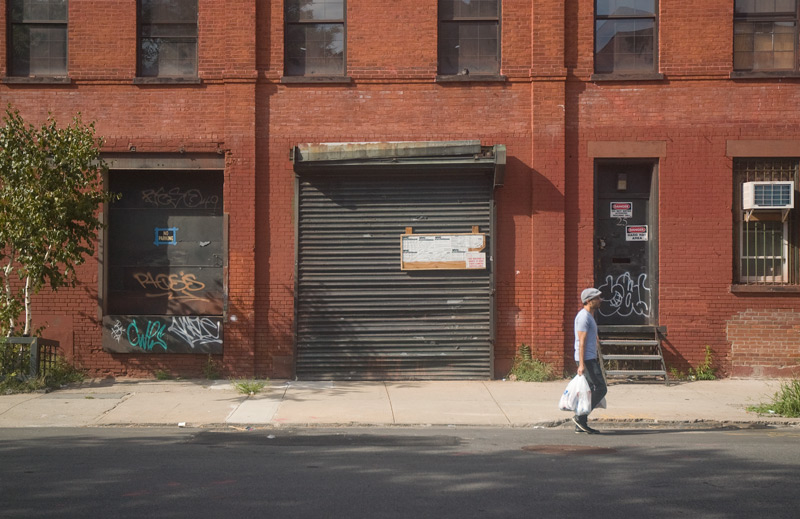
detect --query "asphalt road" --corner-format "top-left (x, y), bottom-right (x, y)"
top-left (1, 426), bottom-right (798, 518)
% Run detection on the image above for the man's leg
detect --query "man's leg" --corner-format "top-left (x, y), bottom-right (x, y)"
top-left (583, 358), bottom-right (607, 410)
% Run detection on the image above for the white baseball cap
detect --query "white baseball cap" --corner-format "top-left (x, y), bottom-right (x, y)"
top-left (581, 288), bottom-right (602, 303)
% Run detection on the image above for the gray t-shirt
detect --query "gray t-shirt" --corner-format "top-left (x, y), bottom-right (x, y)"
top-left (573, 308), bottom-right (598, 362)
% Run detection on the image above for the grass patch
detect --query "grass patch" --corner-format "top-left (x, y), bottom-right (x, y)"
top-left (0, 357), bottom-right (85, 394)
top-left (507, 344), bottom-right (557, 382)
top-left (748, 379), bottom-right (800, 418)
top-left (232, 379), bottom-right (268, 395)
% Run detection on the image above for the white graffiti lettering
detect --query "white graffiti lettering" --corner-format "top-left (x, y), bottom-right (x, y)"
top-left (141, 187), bottom-right (220, 210)
top-left (168, 317), bottom-right (222, 350)
top-left (111, 320), bottom-right (124, 343)
top-left (598, 272), bottom-right (650, 318)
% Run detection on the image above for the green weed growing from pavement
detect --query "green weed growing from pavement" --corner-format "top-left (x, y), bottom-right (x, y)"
top-left (689, 346), bottom-right (716, 381)
top-left (748, 379), bottom-right (800, 418)
top-left (507, 343), bottom-right (557, 382)
top-left (232, 378), bottom-right (268, 395)
top-left (154, 369), bottom-right (173, 380)
top-left (203, 355), bottom-right (222, 380)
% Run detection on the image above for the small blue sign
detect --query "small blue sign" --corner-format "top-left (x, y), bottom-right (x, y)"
top-left (154, 227), bottom-right (178, 246)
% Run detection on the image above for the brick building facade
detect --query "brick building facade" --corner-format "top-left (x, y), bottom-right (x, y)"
top-left (1, 1), bottom-right (799, 379)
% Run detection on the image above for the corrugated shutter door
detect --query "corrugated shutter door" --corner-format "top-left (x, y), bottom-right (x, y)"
top-left (296, 169), bottom-right (493, 380)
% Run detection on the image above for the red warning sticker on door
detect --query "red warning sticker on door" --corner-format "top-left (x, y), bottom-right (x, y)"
top-left (610, 202), bottom-right (633, 218)
top-left (625, 225), bottom-right (648, 241)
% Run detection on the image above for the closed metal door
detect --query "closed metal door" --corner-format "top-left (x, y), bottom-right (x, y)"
top-left (594, 163), bottom-right (657, 326)
top-left (296, 169), bottom-right (493, 380)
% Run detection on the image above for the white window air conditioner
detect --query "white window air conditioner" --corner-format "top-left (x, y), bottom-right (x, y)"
top-left (742, 181), bottom-right (795, 210)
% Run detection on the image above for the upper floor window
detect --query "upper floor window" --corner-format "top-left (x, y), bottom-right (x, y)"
top-left (7, 0), bottom-right (68, 76)
top-left (734, 158), bottom-right (799, 285)
top-left (284, 0), bottom-right (345, 76)
top-left (595, 0), bottom-right (657, 75)
top-left (734, 1), bottom-right (798, 72)
top-left (438, 0), bottom-right (500, 76)
top-left (138, 0), bottom-right (198, 78)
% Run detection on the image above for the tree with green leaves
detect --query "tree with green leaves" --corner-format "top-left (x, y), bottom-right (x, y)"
top-left (0, 105), bottom-right (116, 337)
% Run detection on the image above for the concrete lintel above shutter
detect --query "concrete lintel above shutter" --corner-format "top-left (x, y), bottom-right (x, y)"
top-left (291, 141), bottom-right (506, 187)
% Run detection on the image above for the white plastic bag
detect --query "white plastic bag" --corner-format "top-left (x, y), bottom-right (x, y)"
top-left (559, 375), bottom-right (592, 415)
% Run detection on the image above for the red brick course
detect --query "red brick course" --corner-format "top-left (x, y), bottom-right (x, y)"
top-left (1, 0), bottom-right (798, 379)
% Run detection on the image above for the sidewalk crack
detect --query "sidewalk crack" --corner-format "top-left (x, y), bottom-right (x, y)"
top-left (384, 383), bottom-right (396, 424)
top-left (483, 382), bottom-right (511, 425)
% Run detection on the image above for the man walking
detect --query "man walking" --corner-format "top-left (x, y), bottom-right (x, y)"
top-left (573, 287), bottom-right (607, 434)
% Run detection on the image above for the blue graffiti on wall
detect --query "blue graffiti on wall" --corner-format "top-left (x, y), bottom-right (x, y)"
top-left (127, 319), bottom-right (168, 352)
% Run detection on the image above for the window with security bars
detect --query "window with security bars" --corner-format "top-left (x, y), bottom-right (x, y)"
top-left (7, 0), bottom-right (68, 76)
top-left (734, 0), bottom-right (799, 72)
top-left (138, 0), bottom-right (198, 78)
top-left (734, 158), bottom-right (800, 285)
top-left (284, 0), bottom-right (345, 76)
top-left (438, 0), bottom-right (500, 76)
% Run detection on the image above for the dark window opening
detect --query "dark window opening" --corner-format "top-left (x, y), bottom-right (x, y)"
top-left (138, 0), bottom-right (198, 78)
top-left (595, 0), bottom-right (657, 74)
top-left (7, 0), bottom-right (68, 76)
top-left (284, 0), bottom-right (345, 76)
top-left (438, 0), bottom-right (500, 76)
top-left (734, 0), bottom-right (799, 72)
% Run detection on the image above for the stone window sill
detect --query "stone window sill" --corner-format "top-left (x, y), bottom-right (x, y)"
top-left (2, 76), bottom-right (72, 84)
top-left (133, 77), bottom-right (202, 85)
top-left (436, 74), bottom-right (507, 83)
top-left (730, 70), bottom-right (800, 79)
top-left (591, 72), bottom-right (665, 82)
top-left (730, 284), bottom-right (800, 294)
top-left (280, 76), bottom-right (352, 84)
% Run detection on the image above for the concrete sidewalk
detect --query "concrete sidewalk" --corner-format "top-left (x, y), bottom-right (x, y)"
top-left (1, 378), bottom-right (798, 429)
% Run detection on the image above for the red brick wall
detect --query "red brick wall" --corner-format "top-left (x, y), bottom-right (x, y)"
top-left (2, 0), bottom-right (799, 379)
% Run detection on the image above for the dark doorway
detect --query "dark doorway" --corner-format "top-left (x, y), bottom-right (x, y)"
top-left (594, 161), bottom-right (658, 326)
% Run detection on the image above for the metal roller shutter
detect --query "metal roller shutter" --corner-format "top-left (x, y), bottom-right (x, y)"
top-left (296, 169), bottom-right (494, 380)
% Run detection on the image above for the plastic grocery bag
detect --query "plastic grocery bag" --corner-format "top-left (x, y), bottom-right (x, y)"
top-left (558, 375), bottom-right (592, 416)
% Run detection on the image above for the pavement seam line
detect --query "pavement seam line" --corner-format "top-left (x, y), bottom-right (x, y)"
top-left (95, 392), bottom-right (134, 425)
top-left (384, 383), bottom-right (396, 424)
top-left (483, 381), bottom-right (512, 425)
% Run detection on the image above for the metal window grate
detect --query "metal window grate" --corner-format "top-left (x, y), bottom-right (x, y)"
top-left (735, 159), bottom-right (799, 285)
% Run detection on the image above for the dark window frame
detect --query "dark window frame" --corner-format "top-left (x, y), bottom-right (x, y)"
top-left (6, 0), bottom-right (68, 77)
top-left (283, 0), bottom-right (347, 78)
top-left (593, 0), bottom-right (659, 77)
top-left (733, 1), bottom-right (800, 74)
top-left (437, 0), bottom-right (501, 77)
top-left (733, 158), bottom-right (800, 287)
top-left (136, 0), bottom-right (198, 79)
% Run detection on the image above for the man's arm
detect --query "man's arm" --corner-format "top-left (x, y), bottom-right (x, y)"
top-left (577, 330), bottom-right (587, 375)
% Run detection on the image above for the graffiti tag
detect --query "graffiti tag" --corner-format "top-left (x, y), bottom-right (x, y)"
top-left (111, 320), bottom-right (125, 343)
top-left (141, 187), bottom-right (220, 210)
top-left (169, 316), bottom-right (223, 349)
top-left (133, 271), bottom-right (208, 302)
top-left (127, 319), bottom-right (168, 352)
top-left (598, 272), bottom-right (650, 318)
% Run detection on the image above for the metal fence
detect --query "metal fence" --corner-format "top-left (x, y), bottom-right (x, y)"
top-left (0, 338), bottom-right (60, 379)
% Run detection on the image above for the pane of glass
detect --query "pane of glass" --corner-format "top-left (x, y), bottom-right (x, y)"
top-left (141, 0), bottom-right (198, 25)
top-left (438, 0), bottom-right (456, 20)
top-left (774, 32), bottom-right (795, 51)
top-left (285, 23), bottom-right (344, 76)
top-left (11, 24), bottom-right (67, 75)
top-left (479, 0), bottom-right (500, 18)
top-left (139, 37), bottom-right (197, 77)
top-left (774, 50), bottom-right (795, 68)
top-left (734, 32), bottom-right (755, 51)
top-left (439, 21), bottom-right (498, 74)
top-left (776, 0), bottom-right (797, 12)
top-left (596, 18), bottom-right (653, 72)
top-left (734, 50), bottom-right (755, 69)
top-left (11, 0), bottom-right (67, 22)
top-left (755, 0), bottom-right (775, 13)
top-left (735, 0), bottom-right (756, 14)
top-left (286, 0), bottom-right (343, 22)
top-left (754, 31), bottom-right (774, 52)
top-left (142, 23), bottom-right (198, 38)
top-left (597, 0), bottom-right (654, 17)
